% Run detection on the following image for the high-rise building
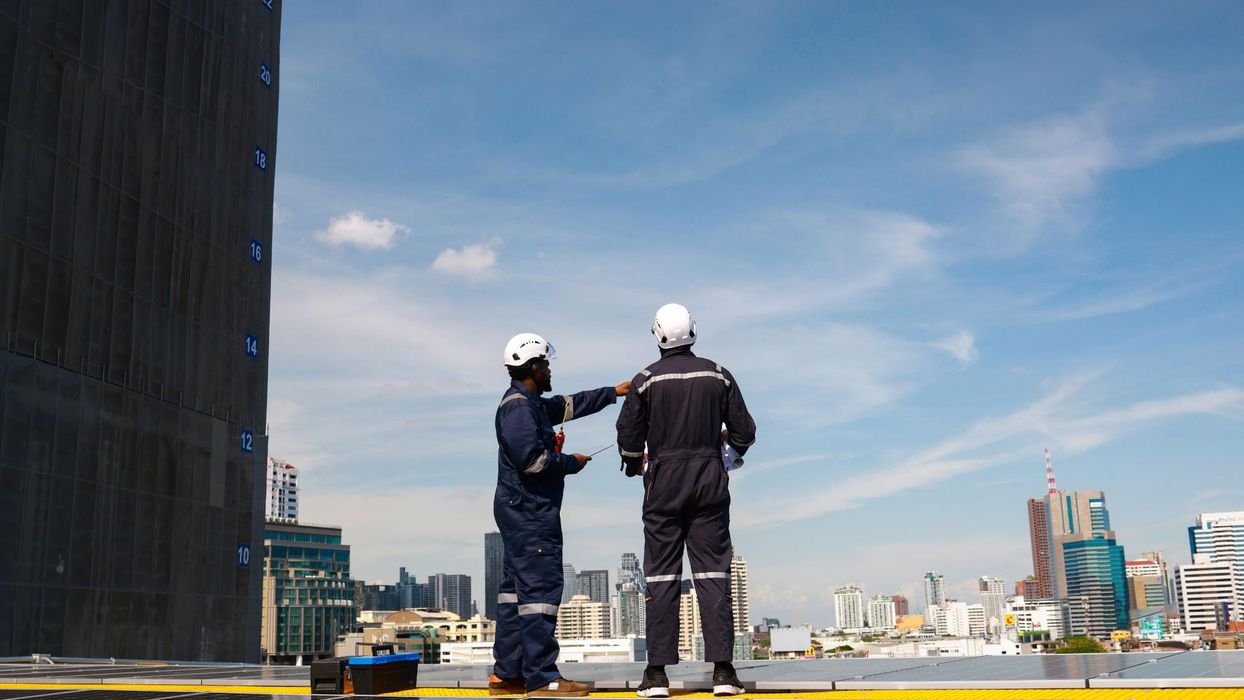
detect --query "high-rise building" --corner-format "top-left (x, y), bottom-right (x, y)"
top-left (1188, 512), bottom-right (1244, 605)
top-left (562, 563), bottom-right (579, 604)
top-left (578, 569), bottom-right (610, 604)
top-left (730, 554), bottom-right (751, 632)
top-left (266, 458), bottom-right (300, 519)
top-left (557, 594), bottom-right (611, 640)
top-left (611, 581), bottom-right (646, 638)
top-left (1046, 490), bottom-right (1129, 637)
top-left (262, 520), bottom-right (356, 664)
top-left (1062, 534), bottom-right (1129, 637)
top-left (978, 576), bottom-right (1006, 631)
top-left (891, 594), bottom-right (909, 617)
top-left (1046, 490), bottom-right (1110, 596)
top-left (617, 552), bottom-right (644, 592)
top-left (1174, 558), bottom-right (1238, 632)
top-left (485, 532), bottom-right (504, 620)
top-left (834, 586), bottom-right (865, 630)
top-left (1028, 498), bottom-right (1054, 598)
top-left (1, 0), bottom-right (279, 661)
top-left (428, 573), bottom-right (472, 619)
top-left (923, 572), bottom-right (946, 611)
top-left (868, 594), bottom-right (896, 630)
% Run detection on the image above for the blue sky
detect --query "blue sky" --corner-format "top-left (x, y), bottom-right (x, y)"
top-left (269, 2), bottom-right (1244, 625)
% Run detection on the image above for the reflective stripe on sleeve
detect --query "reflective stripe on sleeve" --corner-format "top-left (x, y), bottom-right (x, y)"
top-left (645, 574), bottom-right (680, 583)
top-left (563, 395), bottom-right (575, 423)
top-left (620, 449), bottom-right (644, 458)
top-left (523, 451), bottom-right (549, 475)
top-left (636, 371), bottom-right (731, 394)
top-left (499, 393), bottom-right (526, 408)
top-left (498, 593), bottom-right (518, 604)
top-left (518, 603), bottom-right (560, 616)
top-left (692, 572), bottom-right (729, 580)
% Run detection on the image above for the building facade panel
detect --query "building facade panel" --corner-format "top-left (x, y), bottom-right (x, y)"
top-left (1, 0), bottom-right (279, 659)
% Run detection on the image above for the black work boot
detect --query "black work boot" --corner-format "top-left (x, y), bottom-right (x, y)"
top-left (712, 661), bottom-right (744, 697)
top-left (635, 665), bottom-right (669, 698)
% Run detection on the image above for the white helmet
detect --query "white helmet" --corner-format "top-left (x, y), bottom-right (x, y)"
top-left (503, 332), bottom-right (557, 367)
top-left (651, 303), bottom-right (696, 349)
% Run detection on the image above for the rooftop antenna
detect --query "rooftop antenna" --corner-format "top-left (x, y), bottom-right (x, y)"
top-left (1044, 448), bottom-right (1057, 494)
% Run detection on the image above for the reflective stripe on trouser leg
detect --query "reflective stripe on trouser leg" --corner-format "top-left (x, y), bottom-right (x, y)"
top-left (492, 549), bottom-right (522, 681)
top-left (687, 498), bottom-right (735, 662)
top-left (643, 510), bottom-right (687, 665)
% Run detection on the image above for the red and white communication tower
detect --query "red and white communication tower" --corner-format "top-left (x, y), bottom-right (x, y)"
top-left (1044, 448), bottom-right (1057, 494)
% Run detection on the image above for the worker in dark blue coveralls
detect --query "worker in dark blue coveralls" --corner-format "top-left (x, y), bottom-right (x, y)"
top-left (489, 332), bottom-right (630, 698)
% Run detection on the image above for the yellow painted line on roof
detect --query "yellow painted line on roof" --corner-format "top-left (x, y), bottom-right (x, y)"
top-left (3, 683), bottom-right (1244, 699)
top-left (0, 683), bottom-right (309, 695)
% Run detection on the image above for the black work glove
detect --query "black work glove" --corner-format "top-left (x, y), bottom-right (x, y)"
top-left (621, 458), bottom-right (643, 478)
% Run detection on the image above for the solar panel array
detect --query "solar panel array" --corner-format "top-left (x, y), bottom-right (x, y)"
top-left (2, 651), bottom-right (1243, 694)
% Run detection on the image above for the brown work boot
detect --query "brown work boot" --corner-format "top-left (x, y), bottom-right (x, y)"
top-left (527, 678), bottom-right (590, 697)
top-left (489, 674), bottom-right (526, 696)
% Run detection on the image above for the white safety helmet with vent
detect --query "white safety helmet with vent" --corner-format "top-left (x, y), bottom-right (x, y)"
top-left (503, 332), bottom-right (557, 367)
top-left (651, 303), bottom-right (696, 349)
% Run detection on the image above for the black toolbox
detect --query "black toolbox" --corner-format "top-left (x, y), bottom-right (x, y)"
top-left (310, 657), bottom-right (351, 694)
top-left (348, 652), bottom-right (421, 694)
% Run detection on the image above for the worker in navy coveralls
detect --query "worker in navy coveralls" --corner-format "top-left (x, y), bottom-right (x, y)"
top-left (490, 332), bottom-right (630, 698)
top-left (616, 304), bottom-right (756, 699)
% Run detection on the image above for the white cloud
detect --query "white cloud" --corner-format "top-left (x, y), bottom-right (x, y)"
top-left (315, 211), bottom-right (410, 250)
top-left (433, 242), bottom-right (499, 277)
top-left (933, 330), bottom-right (978, 365)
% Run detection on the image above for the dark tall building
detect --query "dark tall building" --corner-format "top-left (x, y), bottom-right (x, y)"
top-left (577, 569), bottom-right (609, 604)
top-left (428, 573), bottom-right (471, 619)
top-left (0, 0), bottom-right (280, 660)
top-left (484, 531), bottom-right (503, 620)
top-left (1027, 498), bottom-right (1053, 599)
top-left (362, 584), bottom-right (400, 612)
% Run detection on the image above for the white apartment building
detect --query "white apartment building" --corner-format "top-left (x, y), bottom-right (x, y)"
top-left (679, 584), bottom-right (700, 659)
top-left (929, 601), bottom-right (972, 637)
top-left (611, 582), bottom-right (645, 638)
top-left (967, 603), bottom-right (987, 637)
top-left (557, 594), bottom-right (611, 640)
top-left (1174, 558), bottom-right (1238, 632)
top-left (868, 594), bottom-right (897, 630)
top-left (730, 555), bottom-right (751, 633)
top-left (265, 457), bottom-right (299, 519)
top-left (979, 576), bottom-right (1006, 633)
top-left (834, 586), bottom-right (865, 630)
top-left (1005, 596), bottom-right (1071, 640)
top-left (1189, 511), bottom-right (1244, 605)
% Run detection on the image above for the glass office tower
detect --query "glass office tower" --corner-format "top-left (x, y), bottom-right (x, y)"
top-left (1, 0), bottom-right (280, 661)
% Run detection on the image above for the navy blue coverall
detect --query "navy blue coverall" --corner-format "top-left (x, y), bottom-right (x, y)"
top-left (493, 379), bottom-right (618, 691)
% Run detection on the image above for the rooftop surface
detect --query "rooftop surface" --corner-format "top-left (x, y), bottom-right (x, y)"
top-left (3, 652), bottom-right (1244, 699)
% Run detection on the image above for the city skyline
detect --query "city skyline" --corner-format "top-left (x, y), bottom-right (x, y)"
top-left (263, 2), bottom-right (1244, 628)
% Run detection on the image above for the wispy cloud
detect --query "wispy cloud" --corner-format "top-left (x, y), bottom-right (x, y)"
top-left (956, 112), bottom-right (1115, 234)
top-left (933, 330), bottom-right (978, 365)
top-left (433, 241), bottom-right (499, 277)
top-left (739, 377), bottom-right (1244, 527)
top-left (315, 211), bottom-right (411, 250)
